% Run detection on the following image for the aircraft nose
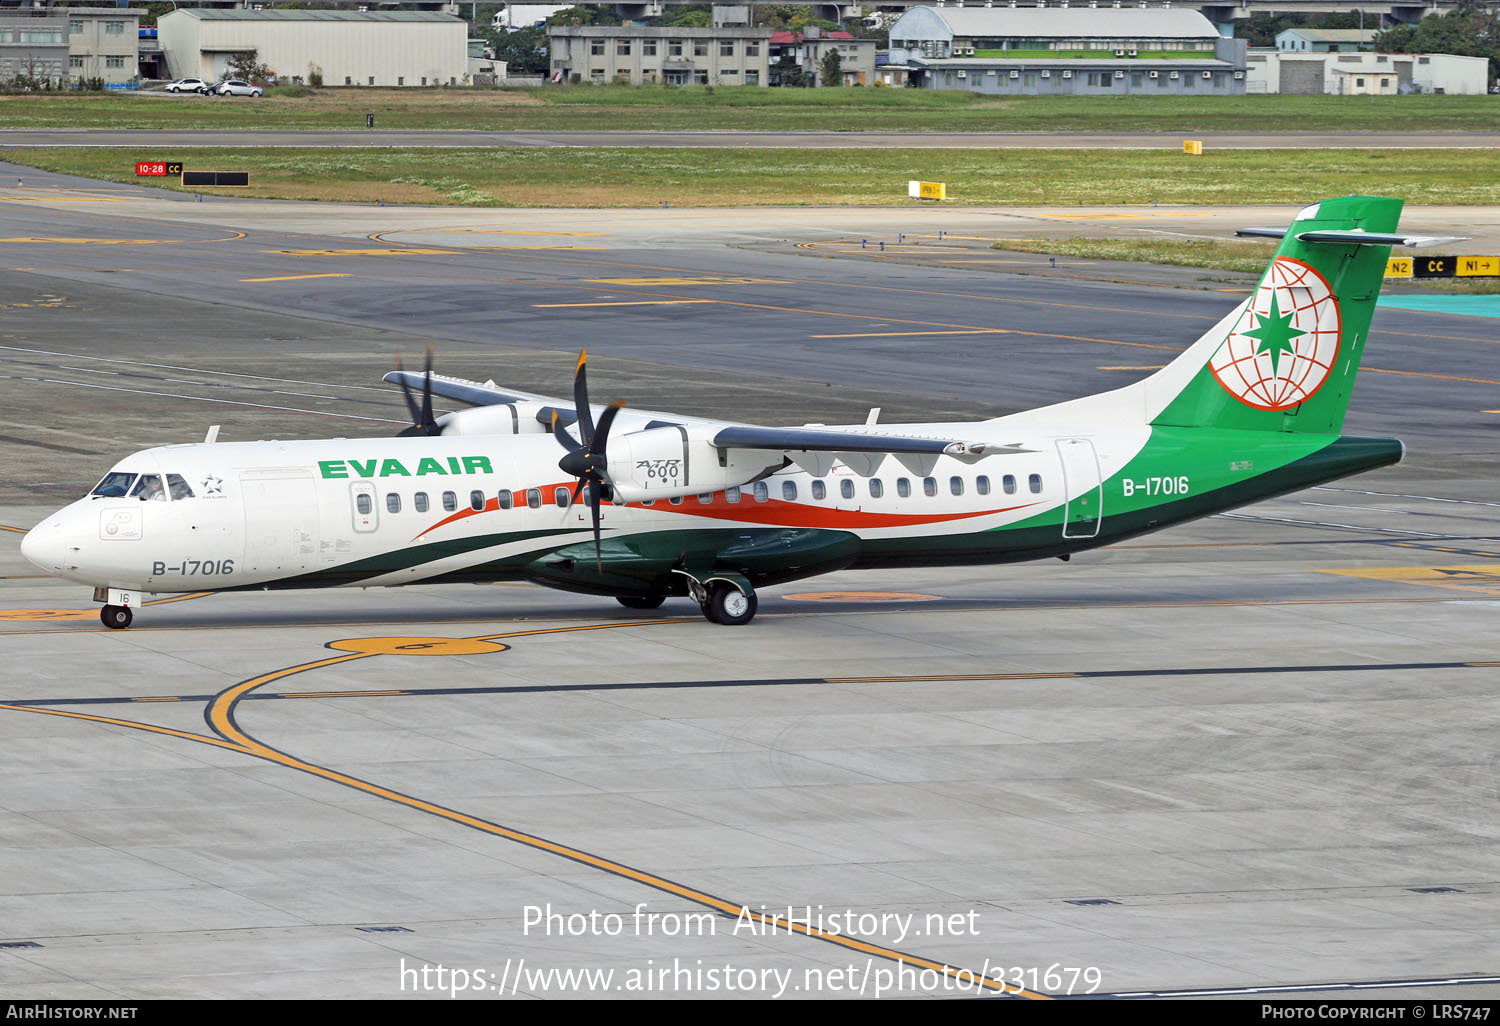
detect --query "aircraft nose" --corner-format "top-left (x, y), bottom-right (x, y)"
top-left (20, 516), bottom-right (68, 573)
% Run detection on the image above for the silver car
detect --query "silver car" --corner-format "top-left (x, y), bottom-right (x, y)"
top-left (214, 79), bottom-right (263, 97)
top-left (165, 77), bottom-right (210, 94)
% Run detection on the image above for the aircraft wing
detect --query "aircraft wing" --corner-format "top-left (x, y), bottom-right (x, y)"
top-left (383, 370), bottom-right (548, 409)
top-left (712, 425), bottom-right (991, 457)
top-left (383, 368), bottom-right (1026, 474)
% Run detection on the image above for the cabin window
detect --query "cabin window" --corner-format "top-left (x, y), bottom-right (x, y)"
top-left (697, 492), bottom-right (713, 504)
top-left (497, 489), bottom-right (512, 510)
top-left (91, 472), bottom-right (136, 498)
top-left (469, 490), bottom-right (485, 511)
top-left (356, 493), bottom-right (373, 515)
top-left (950, 476), bottom-right (964, 497)
top-left (414, 491), bottom-right (429, 513)
top-left (386, 493), bottom-right (401, 514)
top-left (669, 495), bottom-right (684, 505)
top-left (1003, 474), bottom-right (1017, 495)
top-left (753, 481), bottom-right (769, 502)
top-left (976, 475), bottom-right (990, 496)
top-left (923, 477), bottom-right (937, 497)
top-left (527, 488), bottom-right (542, 509)
top-left (582, 485), bottom-right (594, 508)
top-left (782, 480), bottom-right (797, 501)
top-left (1029, 473), bottom-right (1043, 494)
top-left (131, 474), bottom-right (166, 501)
top-left (443, 490), bottom-right (457, 512)
top-left (896, 477), bottom-right (910, 498)
top-left (555, 487), bottom-right (571, 508)
top-left (166, 474), bottom-right (194, 500)
top-left (726, 486), bottom-right (741, 503)
top-left (869, 479), bottom-right (883, 498)
top-left (840, 479), bottom-right (854, 500)
top-left (811, 480), bottom-right (826, 500)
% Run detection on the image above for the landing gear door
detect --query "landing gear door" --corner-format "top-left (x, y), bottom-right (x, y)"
top-left (350, 481), bottom-right (378, 533)
top-left (1057, 437), bottom-right (1103, 540)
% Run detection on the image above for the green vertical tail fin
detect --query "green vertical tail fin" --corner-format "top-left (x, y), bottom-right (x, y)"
top-left (1148, 195), bottom-right (1403, 435)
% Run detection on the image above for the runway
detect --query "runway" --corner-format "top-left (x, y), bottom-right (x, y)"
top-left (1, 166), bottom-right (1498, 999)
top-left (5, 129), bottom-right (1500, 149)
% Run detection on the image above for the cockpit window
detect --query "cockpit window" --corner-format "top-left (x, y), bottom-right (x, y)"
top-left (91, 471), bottom-right (137, 498)
top-left (130, 474), bottom-right (166, 501)
top-left (166, 474), bottom-right (194, 500)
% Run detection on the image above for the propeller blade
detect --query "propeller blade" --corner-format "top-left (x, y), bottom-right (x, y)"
top-left (591, 490), bottom-right (603, 573)
top-left (551, 410), bottom-right (582, 454)
top-left (392, 350), bottom-right (442, 436)
top-left (592, 399), bottom-right (626, 459)
top-left (394, 354), bottom-right (423, 427)
top-left (572, 350), bottom-right (595, 448)
top-left (419, 344), bottom-right (435, 434)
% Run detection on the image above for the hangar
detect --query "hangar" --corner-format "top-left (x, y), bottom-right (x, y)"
top-left (886, 6), bottom-right (1247, 94)
top-left (157, 8), bottom-right (467, 87)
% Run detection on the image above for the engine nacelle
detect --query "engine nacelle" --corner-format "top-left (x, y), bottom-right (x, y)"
top-left (606, 426), bottom-right (781, 502)
top-left (436, 402), bottom-right (553, 436)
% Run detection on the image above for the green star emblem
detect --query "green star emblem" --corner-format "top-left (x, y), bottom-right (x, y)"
top-left (1243, 292), bottom-right (1306, 380)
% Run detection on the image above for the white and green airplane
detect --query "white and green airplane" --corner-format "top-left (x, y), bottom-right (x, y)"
top-left (23, 196), bottom-right (1446, 629)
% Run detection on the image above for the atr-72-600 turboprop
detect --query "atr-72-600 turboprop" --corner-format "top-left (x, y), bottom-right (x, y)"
top-left (22, 197), bottom-right (1447, 628)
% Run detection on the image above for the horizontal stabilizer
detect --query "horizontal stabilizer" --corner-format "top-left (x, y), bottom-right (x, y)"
top-left (1235, 227), bottom-right (1466, 248)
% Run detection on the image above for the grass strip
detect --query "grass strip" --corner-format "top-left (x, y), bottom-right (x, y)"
top-left (5, 146), bottom-right (1498, 207)
top-left (993, 236), bottom-right (1277, 273)
top-left (2, 89), bottom-right (1499, 133)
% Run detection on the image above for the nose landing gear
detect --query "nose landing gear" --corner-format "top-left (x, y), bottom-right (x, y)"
top-left (100, 604), bottom-right (133, 630)
top-left (93, 587), bottom-right (137, 629)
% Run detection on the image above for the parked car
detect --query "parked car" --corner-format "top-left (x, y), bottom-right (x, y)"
top-left (214, 79), bottom-right (262, 97)
top-left (165, 78), bottom-right (210, 94)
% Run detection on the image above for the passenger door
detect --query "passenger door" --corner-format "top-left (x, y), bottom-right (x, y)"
top-left (1057, 438), bottom-right (1103, 539)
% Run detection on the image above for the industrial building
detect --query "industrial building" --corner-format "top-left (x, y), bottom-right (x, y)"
top-left (1274, 27), bottom-right (1376, 52)
top-left (548, 25), bottom-right (773, 85)
top-left (157, 9), bottom-right (467, 88)
top-left (0, 7), bottom-right (67, 86)
top-left (768, 27), bottom-right (877, 86)
top-left (886, 6), bottom-right (1247, 94)
top-left (66, 7), bottom-right (143, 86)
top-left (1245, 49), bottom-right (1488, 94)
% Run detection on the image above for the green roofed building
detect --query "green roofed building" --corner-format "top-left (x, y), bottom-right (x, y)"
top-left (887, 6), bottom-right (1246, 95)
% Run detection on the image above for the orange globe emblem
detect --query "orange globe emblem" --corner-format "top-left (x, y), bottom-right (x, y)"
top-left (1209, 257), bottom-right (1341, 411)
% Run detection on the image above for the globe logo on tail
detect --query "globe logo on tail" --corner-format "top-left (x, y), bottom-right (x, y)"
top-left (1209, 257), bottom-right (1341, 411)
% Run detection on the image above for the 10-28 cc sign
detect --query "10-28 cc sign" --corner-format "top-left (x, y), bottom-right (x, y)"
top-left (135, 161), bottom-right (183, 176)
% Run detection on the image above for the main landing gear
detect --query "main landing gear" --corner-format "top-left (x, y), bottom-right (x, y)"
top-left (616, 571), bottom-right (758, 624)
top-left (704, 581), bottom-right (757, 626)
top-left (669, 569), bottom-right (758, 626)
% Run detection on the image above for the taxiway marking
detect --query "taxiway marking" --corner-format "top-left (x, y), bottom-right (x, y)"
top-left (241, 273), bottom-right (351, 283)
top-left (532, 299), bottom-right (714, 308)
top-left (0, 621), bottom-right (1046, 998)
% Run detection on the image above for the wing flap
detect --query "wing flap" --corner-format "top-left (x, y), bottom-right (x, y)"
top-left (713, 424), bottom-right (976, 456)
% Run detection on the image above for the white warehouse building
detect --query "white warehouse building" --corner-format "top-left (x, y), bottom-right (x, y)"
top-left (1244, 49), bottom-right (1488, 95)
top-left (158, 9), bottom-right (467, 87)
